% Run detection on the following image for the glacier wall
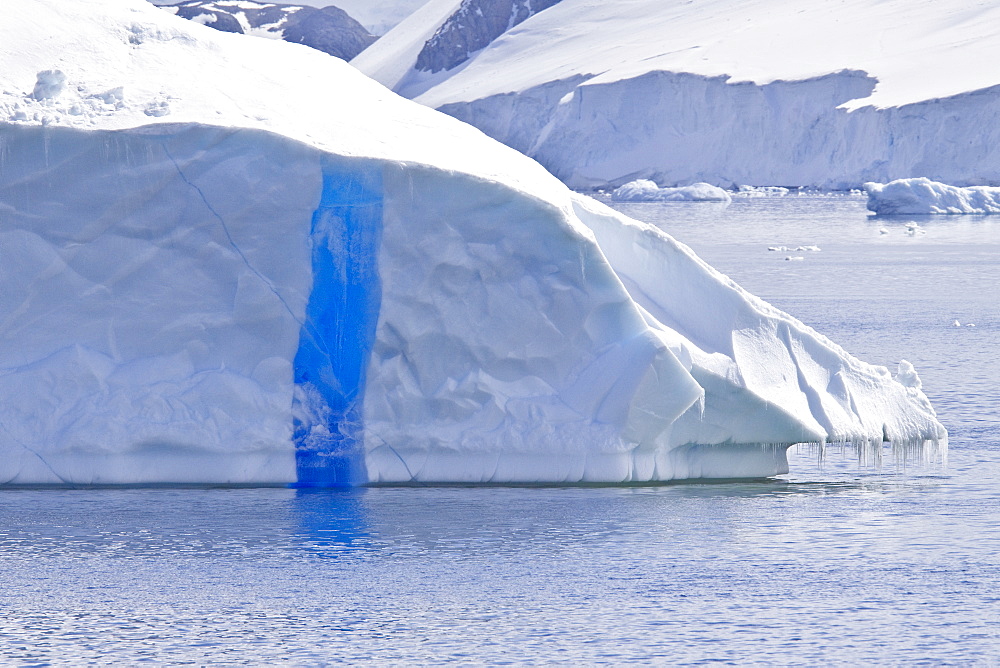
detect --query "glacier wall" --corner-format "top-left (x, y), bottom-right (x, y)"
top-left (438, 70), bottom-right (1000, 189)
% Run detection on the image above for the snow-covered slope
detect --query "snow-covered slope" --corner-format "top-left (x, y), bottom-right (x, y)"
top-left (355, 0), bottom-right (1000, 189)
top-left (0, 0), bottom-right (944, 485)
top-left (158, 0), bottom-right (376, 60)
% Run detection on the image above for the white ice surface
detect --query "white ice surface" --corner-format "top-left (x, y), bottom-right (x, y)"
top-left (356, 0), bottom-right (1000, 189)
top-left (865, 178), bottom-right (1000, 215)
top-left (0, 0), bottom-right (946, 485)
top-left (612, 180), bottom-right (731, 203)
top-left (364, 0), bottom-right (1000, 111)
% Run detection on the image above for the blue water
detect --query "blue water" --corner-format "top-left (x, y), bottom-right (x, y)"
top-left (1, 195), bottom-right (998, 664)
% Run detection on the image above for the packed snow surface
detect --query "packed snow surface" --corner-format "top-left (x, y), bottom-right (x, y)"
top-left (355, 0), bottom-right (1000, 189)
top-left (0, 0), bottom-right (945, 485)
top-left (864, 178), bottom-right (1000, 215)
top-left (612, 180), bottom-right (731, 203)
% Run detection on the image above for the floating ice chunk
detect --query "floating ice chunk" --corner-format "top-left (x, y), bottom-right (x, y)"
top-left (865, 178), bottom-right (1000, 215)
top-left (612, 179), bottom-right (732, 203)
top-left (735, 185), bottom-right (789, 197)
top-left (879, 227), bottom-right (890, 235)
top-left (953, 319), bottom-right (962, 327)
top-left (893, 360), bottom-right (921, 390)
top-left (31, 69), bottom-right (66, 100)
top-left (769, 244), bottom-right (818, 252)
top-left (967, 323), bottom-right (976, 327)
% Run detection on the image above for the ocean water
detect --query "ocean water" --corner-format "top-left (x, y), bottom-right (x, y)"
top-left (1, 195), bottom-right (998, 664)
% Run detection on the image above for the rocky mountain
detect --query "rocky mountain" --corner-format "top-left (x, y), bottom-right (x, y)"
top-left (415, 0), bottom-right (562, 73)
top-left (161, 0), bottom-right (377, 61)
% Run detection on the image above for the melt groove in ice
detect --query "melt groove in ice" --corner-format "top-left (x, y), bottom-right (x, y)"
top-left (292, 158), bottom-right (383, 487)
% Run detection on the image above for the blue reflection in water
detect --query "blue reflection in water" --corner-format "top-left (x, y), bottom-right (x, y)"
top-left (291, 488), bottom-right (372, 556)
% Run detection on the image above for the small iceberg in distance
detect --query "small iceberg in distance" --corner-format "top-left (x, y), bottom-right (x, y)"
top-left (864, 177), bottom-right (1000, 215)
top-left (734, 185), bottom-right (790, 198)
top-left (612, 179), bottom-right (732, 203)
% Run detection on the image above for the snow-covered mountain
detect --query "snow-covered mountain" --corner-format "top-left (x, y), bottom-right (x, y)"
top-left (415, 0), bottom-right (561, 73)
top-left (0, 0), bottom-right (944, 485)
top-left (354, 0), bottom-right (1000, 189)
top-left (158, 0), bottom-right (376, 60)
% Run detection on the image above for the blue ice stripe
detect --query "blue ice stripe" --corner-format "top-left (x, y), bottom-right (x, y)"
top-left (292, 158), bottom-right (383, 486)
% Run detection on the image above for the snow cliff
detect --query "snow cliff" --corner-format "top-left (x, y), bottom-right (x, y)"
top-left (354, 0), bottom-right (1000, 189)
top-left (0, 0), bottom-right (945, 485)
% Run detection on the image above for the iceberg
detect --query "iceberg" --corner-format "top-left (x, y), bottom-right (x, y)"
top-left (864, 178), bottom-right (1000, 215)
top-left (0, 0), bottom-right (945, 486)
top-left (611, 180), bottom-right (731, 203)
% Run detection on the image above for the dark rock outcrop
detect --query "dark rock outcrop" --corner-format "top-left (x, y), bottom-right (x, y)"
top-left (415, 0), bottom-right (562, 74)
top-left (162, 1), bottom-right (377, 61)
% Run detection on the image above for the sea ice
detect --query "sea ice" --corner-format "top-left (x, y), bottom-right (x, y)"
top-left (865, 178), bottom-right (1000, 215)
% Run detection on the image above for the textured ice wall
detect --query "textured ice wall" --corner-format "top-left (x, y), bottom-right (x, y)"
top-left (0, 124), bottom-right (317, 484)
top-left (439, 71), bottom-right (1000, 189)
top-left (362, 165), bottom-right (711, 483)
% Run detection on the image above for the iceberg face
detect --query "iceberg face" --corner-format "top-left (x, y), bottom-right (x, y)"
top-left (0, 0), bottom-right (946, 485)
top-left (0, 125), bottom-right (316, 485)
top-left (865, 178), bottom-right (1000, 215)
